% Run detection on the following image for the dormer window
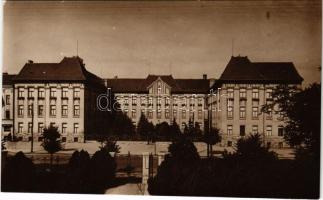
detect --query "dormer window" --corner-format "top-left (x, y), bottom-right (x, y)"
top-left (157, 81), bottom-right (162, 94)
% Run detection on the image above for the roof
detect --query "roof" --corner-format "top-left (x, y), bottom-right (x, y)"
top-left (3, 73), bottom-right (16, 86)
top-left (217, 56), bottom-right (303, 84)
top-left (14, 57), bottom-right (104, 86)
top-left (106, 75), bottom-right (210, 94)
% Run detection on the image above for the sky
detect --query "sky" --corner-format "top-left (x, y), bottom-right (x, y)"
top-left (3, 0), bottom-right (322, 85)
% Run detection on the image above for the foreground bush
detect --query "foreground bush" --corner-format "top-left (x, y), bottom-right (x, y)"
top-left (2, 151), bottom-right (35, 192)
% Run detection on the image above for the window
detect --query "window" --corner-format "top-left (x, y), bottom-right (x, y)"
top-left (73, 89), bottom-right (80, 98)
top-left (50, 88), bottom-right (56, 98)
top-left (267, 106), bottom-right (273, 119)
top-left (50, 122), bottom-right (55, 127)
top-left (140, 97), bottom-right (146, 105)
top-left (62, 137), bottom-right (66, 142)
top-left (165, 110), bottom-right (170, 119)
top-left (165, 97), bottom-right (170, 106)
top-left (157, 81), bottom-right (162, 94)
top-left (198, 98), bottom-right (203, 106)
top-left (182, 110), bottom-right (186, 119)
top-left (266, 89), bottom-right (273, 99)
top-left (18, 105), bottom-right (24, 117)
top-left (227, 99), bottom-right (233, 119)
top-left (148, 110), bottom-right (153, 119)
top-left (239, 88), bottom-right (246, 99)
top-left (227, 88), bottom-right (234, 99)
top-left (27, 105), bottom-right (33, 117)
top-left (252, 89), bottom-right (259, 99)
top-left (266, 125), bottom-right (272, 136)
top-left (18, 88), bottom-right (24, 98)
top-left (131, 110), bottom-right (136, 118)
top-left (132, 96), bottom-right (137, 105)
top-left (198, 110), bottom-right (202, 119)
top-left (62, 87), bottom-right (68, 98)
top-left (157, 98), bottom-right (162, 107)
top-left (157, 110), bottom-right (162, 119)
top-left (5, 110), bottom-right (10, 119)
top-left (5, 95), bottom-right (10, 105)
top-left (4, 125), bottom-right (11, 132)
top-left (62, 105), bottom-right (68, 117)
top-left (181, 122), bottom-right (186, 129)
top-left (148, 97), bottom-right (153, 106)
top-left (252, 125), bottom-right (258, 134)
top-left (74, 105), bottom-right (80, 117)
top-left (173, 97), bottom-right (177, 105)
top-left (73, 123), bottom-right (79, 134)
top-left (38, 137), bottom-right (43, 142)
top-left (181, 97), bottom-right (186, 106)
top-left (28, 88), bottom-right (34, 98)
top-left (267, 142), bottom-right (271, 148)
top-left (278, 126), bottom-right (284, 136)
top-left (74, 137), bottom-right (78, 142)
top-left (227, 141), bottom-right (232, 147)
top-left (50, 105), bottom-right (56, 116)
top-left (38, 88), bottom-right (45, 99)
top-left (38, 123), bottom-right (44, 133)
top-left (252, 107), bottom-right (258, 119)
top-left (18, 122), bottom-right (23, 133)
top-left (239, 106), bottom-right (246, 119)
top-left (240, 125), bottom-right (245, 136)
top-left (124, 98), bottom-right (129, 105)
top-left (227, 125), bottom-right (233, 135)
top-left (38, 105), bottom-right (44, 116)
top-left (62, 123), bottom-right (67, 134)
top-left (173, 110), bottom-right (177, 119)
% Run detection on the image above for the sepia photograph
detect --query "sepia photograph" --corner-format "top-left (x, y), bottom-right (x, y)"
top-left (1, 0), bottom-right (321, 199)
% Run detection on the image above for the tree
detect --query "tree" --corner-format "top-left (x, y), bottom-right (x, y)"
top-left (67, 150), bottom-right (91, 193)
top-left (204, 127), bottom-right (221, 157)
top-left (2, 151), bottom-right (35, 192)
top-left (169, 118), bottom-right (181, 138)
top-left (137, 114), bottom-right (155, 143)
top-left (224, 133), bottom-right (277, 162)
top-left (155, 122), bottom-right (171, 139)
top-left (111, 111), bottom-right (135, 136)
top-left (41, 125), bottom-right (62, 169)
top-left (88, 148), bottom-right (117, 193)
top-left (262, 83), bottom-right (321, 161)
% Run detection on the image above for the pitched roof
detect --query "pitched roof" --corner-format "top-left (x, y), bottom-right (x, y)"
top-left (14, 57), bottom-right (104, 86)
top-left (2, 73), bottom-right (16, 86)
top-left (106, 75), bottom-right (210, 94)
top-left (218, 56), bottom-right (303, 84)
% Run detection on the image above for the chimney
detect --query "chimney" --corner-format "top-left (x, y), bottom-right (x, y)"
top-left (203, 74), bottom-right (207, 80)
top-left (28, 60), bottom-right (33, 64)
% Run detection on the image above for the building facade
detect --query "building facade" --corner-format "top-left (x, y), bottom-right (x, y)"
top-left (2, 73), bottom-right (15, 138)
top-left (12, 57), bottom-right (106, 142)
top-left (210, 56), bottom-right (303, 148)
top-left (106, 75), bottom-right (211, 131)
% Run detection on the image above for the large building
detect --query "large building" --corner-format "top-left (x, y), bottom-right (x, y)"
top-left (2, 55), bottom-right (304, 146)
top-left (210, 56), bottom-right (303, 148)
top-left (12, 57), bottom-right (106, 142)
top-left (106, 75), bottom-right (212, 130)
top-left (2, 73), bottom-right (16, 138)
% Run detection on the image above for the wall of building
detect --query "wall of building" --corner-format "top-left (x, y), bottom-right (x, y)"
top-left (13, 83), bottom-right (85, 142)
top-left (2, 85), bottom-right (14, 136)
top-left (212, 83), bottom-right (301, 148)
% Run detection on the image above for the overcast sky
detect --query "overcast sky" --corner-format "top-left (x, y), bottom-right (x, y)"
top-left (3, 1), bottom-right (321, 85)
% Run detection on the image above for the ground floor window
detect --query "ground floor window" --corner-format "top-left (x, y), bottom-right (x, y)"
top-left (74, 137), bottom-right (78, 142)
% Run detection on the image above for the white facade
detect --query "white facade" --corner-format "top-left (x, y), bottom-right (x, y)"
top-left (2, 83), bottom-right (14, 137)
top-left (210, 83), bottom-right (301, 148)
top-left (14, 83), bottom-right (85, 142)
top-left (114, 78), bottom-right (208, 131)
